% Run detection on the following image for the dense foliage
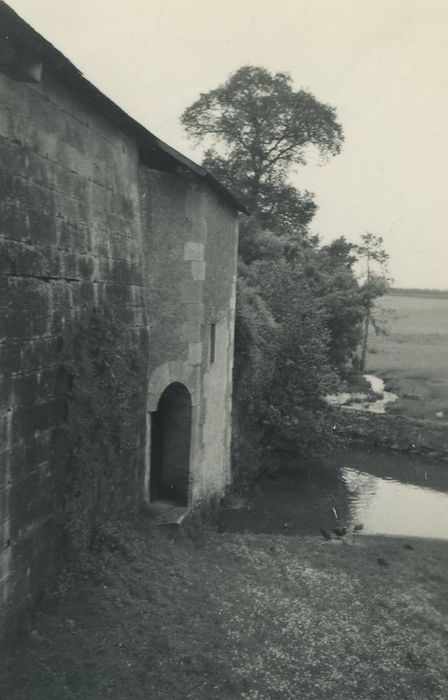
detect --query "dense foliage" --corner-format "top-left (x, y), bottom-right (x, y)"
top-left (183, 65), bottom-right (386, 463)
top-left (310, 238), bottom-right (366, 373)
top-left (182, 66), bottom-right (343, 212)
top-left (259, 260), bottom-right (338, 456)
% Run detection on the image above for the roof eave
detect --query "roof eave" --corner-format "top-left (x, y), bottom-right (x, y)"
top-left (0, 1), bottom-right (248, 214)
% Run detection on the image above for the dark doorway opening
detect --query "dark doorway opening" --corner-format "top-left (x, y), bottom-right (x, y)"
top-left (150, 382), bottom-right (192, 506)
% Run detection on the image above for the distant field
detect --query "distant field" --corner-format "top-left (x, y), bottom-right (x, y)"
top-left (367, 293), bottom-right (448, 420)
top-left (388, 288), bottom-right (448, 299)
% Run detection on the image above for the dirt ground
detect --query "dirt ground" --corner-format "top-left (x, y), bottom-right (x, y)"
top-left (367, 293), bottom-right (448, 421)
top-left (2, 475), bottom-right (448, 700)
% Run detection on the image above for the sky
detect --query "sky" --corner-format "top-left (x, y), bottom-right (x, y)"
top-left (7, 0), bottom-right (448, 289)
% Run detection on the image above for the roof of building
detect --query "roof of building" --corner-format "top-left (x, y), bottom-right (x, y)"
top-left (0, 1), bottom-right (247, 214)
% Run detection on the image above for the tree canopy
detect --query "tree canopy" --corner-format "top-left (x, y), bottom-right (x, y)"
top-left (181, 66), bottom-right (387, 465)
top-left (182, 66), bottom-right (344, 217)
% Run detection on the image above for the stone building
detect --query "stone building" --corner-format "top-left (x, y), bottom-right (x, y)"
top-left (0, 2), bottom-right (243, 634)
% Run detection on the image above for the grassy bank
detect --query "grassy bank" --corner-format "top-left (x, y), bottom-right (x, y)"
top-left (2, 485), bottom-right (448, 700)
top-left (368, 293), bottom-right (448, 422)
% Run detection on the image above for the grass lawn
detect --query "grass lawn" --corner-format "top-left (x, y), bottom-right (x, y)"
top-left (2, 497), bottom-right (448, 700)
top-left (367, 293), bottom-right (448, 421)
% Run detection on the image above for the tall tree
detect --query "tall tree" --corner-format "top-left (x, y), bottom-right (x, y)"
top-left (182, 66), bottom-right (347, 467)
top-left (181, 66), bottom-right (343, 239)
top-left (354, 233), bottom-right (390, 371)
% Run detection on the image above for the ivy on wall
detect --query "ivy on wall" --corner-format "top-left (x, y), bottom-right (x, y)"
top-left (53, 309), bottom-right (148, 561)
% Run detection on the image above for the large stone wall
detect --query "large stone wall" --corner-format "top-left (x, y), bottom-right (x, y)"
top-left (0, 70), bottom-right (148, 629)
top-left (0, 66), bottom-right (238, 634)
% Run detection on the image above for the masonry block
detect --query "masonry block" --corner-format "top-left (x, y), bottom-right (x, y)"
top-left (181, 323), bottom-right (202, 343)
top-left (184, 302), bottom-right (204, 325)
top-left (181, 280), bottom-right (203, 303)
top-left (188, 342), bottom-right (203, 366)
top-left (184, 241), bottom-right (204, 261)
top-left (0, 550), bottom-right (11, 586)
top-left (191, 260), bottom-right (206, 281)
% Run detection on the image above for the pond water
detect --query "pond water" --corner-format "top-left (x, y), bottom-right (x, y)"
top-left (341, 464), bottom-right (448, 539)
top-left (221, 447), bottom-right (448, 541)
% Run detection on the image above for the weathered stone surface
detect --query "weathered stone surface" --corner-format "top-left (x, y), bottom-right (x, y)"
top-left (0, 56), bottom-right (239, 641)
top-left (188, 342), bottom-right (203, 366)
top-left (184, 241), bottom-right (204, 261)
top-left (191, 260), bottom-right (206, 281)
top-left (0, 65), bottom-right (149, 636)
top-left (140, 171), bottom-right (238, 506)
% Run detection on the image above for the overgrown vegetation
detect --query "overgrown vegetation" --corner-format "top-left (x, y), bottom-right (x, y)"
top-left (183, 65), bottom-right (389, 466)
top-left (261, 261), bottom-right (337, 458)
top-left (55, 309), bottom-right (147, 560)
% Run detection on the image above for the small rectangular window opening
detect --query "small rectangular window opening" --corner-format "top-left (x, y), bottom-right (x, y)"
top-left (210, 323), bottom-right (216, 365)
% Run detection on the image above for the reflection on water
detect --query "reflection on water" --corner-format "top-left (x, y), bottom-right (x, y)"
top-left (342, 466), bottom-right (448, 540)
top-left (220, 447), bottom-right (448, 541)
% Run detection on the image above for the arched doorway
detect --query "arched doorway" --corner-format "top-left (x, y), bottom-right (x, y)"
top-left (149, 382), bottom-right (192, 506)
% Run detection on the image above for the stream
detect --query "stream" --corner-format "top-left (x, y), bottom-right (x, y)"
top-left (326, 374), bottom-right (398, 413)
